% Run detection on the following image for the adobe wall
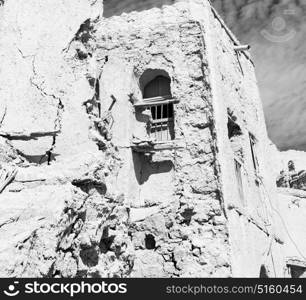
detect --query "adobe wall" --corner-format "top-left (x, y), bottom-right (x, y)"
top-left (1, 0), bottom-right (303, 278)
top-left (90, 1), bottom-right (232, 277)
top-left (0, 0), bottom-right (103, 163)
top-left (197, 4), bottom-right (285, 277)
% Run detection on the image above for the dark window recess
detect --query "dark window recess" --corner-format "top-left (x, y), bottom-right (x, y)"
top-left (228, 116), bottom-right (242, 139)
top-left (289, 265), bottom-right (306, 278)
top-left (249, 133), bottom-right (259, 173)
top-left (234, 159), bottom-right (245, 206)
top-left (145, 234), bottom-right (156, 250)
top-left (144, 75), bottom-right (171, 99)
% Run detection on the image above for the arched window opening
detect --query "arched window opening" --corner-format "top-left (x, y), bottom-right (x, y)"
top-left (134, 70), bottom-right (178, 143)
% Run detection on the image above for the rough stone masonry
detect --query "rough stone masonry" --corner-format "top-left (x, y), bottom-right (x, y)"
top-left (0, 0), bottom-right (305, 278)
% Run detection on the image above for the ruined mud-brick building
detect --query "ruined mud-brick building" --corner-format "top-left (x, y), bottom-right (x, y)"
top-left (0, 0), bottom-right (305, 278)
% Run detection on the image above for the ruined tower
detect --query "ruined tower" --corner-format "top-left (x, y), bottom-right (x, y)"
top-left (89, 0), bottom-right (283, 277)
top-left (1, 0), bottom-right (297, 278)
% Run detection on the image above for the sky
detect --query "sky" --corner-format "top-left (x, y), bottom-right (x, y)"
top-left (212, 0), bottom-right (306, 151)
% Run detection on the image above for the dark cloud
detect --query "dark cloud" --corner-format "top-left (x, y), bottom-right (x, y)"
top-left (212, 0), bottom-right (306, 151)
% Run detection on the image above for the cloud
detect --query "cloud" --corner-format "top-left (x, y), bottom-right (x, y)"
top-left (212, 0), bottom-right (306, 151)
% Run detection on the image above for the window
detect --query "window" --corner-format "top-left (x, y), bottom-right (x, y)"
top-left (149, 103), bottom-right (175, 141)
top-left (144, 76), bottom-right (171, 99)
top-left (234, 159), bottom-right (245, 206)
top-left (227, 114), bottom-right (242, 139)
top-left (289, 266), bottom-right (306, 278)
top-left (288, 265), bottom-right (306, 278)
top-left (227, 111), bottom-right (243, 161)
top-left (249, 133), bottom-right (259, 173)
top-left (141, 75), bottom-right (176, 141)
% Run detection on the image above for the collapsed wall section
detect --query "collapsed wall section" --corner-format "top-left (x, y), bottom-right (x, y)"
top-left (0, 0), bottom-right (103, 164)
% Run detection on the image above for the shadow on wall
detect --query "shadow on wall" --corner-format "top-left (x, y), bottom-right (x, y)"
top-left (20, 152), bottom-right (59, 165)
top-left (132, 152), bottom-right (174, 184)
top-left (103, 0), bottom-right (176, 18)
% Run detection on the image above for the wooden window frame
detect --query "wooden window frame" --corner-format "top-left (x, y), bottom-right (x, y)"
top-left (134, 97), bottom-right (179, 142)
top-left (147, 100), bottom-right (176, 142)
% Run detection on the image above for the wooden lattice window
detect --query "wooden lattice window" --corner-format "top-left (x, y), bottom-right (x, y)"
top-left (143, 75), bottom-right (175, 141)
top-left (149, 103), bottom-right (175, 141)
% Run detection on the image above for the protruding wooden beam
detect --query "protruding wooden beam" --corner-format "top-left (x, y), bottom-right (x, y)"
top-left (0, 130), bottom-right (60, 140)
top-left (234, 45), bottom-right (251, 52)
top-left (131, 139), bottom-right (185, 153)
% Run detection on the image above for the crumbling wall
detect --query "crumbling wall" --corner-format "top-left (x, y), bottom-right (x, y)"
top-left (0, 0), bottom-right (136, 278)
top-left (85, 1), bottom-right (231, 277)
top-left (0, 0), bottom-right (103, 163)
top-left (0, 0), bottom-right (231, 278)
top-left (0, 150), bottom-right (135, 277)
top-left (1, 0), bottom-right (299, 278)
top-left (199, 4), bottom-right (284, 277)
